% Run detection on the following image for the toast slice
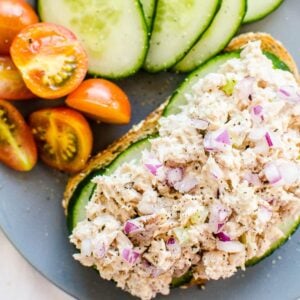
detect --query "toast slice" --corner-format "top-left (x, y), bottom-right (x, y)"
top-left (63, 32), bottom-right (300, 212)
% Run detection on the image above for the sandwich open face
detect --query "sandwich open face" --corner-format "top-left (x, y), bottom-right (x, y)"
top-left (64, 33), bottom-right (300, 300)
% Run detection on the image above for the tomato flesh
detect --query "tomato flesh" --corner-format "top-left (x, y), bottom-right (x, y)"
top-left (10, 23), bottom-right (88, 99)
top-left (0, 0), bottom-right (38, 54)
top-left (0, 99), bottom-right (37, 171)
top-left (66, 79), bottom-right (131, 124)
top-left (0, 56), bottom-right (34, 100)
top-left (29, 107), bottom-right (93, 173)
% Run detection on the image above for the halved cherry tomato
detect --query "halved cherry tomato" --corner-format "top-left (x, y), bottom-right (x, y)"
top-left (10, 23), bottom-right (88, 99)
top-left (29, 107), bottom-right (93, 173)
top-left (0, 99), bottom-right (37, 171)
top-left (0, 56), bottom-right (35, 100)
top-left (66, 79), bottom-right (131, 124)
top-left (0, 0), bottom-right (38, 54)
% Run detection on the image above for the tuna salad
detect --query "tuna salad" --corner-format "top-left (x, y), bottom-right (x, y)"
top-left (70, 42), bottom-right (300, 300)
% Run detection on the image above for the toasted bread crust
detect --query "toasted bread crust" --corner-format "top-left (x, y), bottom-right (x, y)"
top-left (63, 33), bottom-right (299, 213)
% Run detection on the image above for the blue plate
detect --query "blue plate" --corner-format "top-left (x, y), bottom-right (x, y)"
top-left (0, 1), bottom-right (300, 299)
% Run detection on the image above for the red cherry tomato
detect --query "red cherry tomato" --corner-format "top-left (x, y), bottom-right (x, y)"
top-left (0, 0), bottom-right (38, 54)
top-left (29, 107), bottom-right (93, 173)
top-left (10, 22), bottom-right (88, 99)
top-left (0, 56), bottom-right (35, 100)
top-left (66, 79), bottom-right (131, 124)
top-left (0, 99), bottom-right (37, 171)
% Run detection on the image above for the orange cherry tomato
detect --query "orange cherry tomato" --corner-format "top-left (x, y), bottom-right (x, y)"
top-left (10, 22), bottom-right (88, 99)
top-left (66, 79), bottom-right (131, 124)
top-left (0, 56), bottom-right (35, 100)
top-left (29, 107), bottom-right (93, 174)
top-left (0, 0), bottom-right (38, 54)
top-left (0, 99), bottom-right (37, 171)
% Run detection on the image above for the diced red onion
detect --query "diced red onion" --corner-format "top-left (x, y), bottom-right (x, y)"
top-left (264, 163), bottom-right (282, 184)
top-left (243, 171), bottom-right (261, 186)
top-left (173, 175), bottom-right (198, 193)
top-left (217, 223), bottom-right (225, 232)
top-left (142, 259), bottom-right (163, 278)
top-left (235, 77), bottom-right (255, 100)
top-left (210, 161), bottom-right (224, 179)
top-left (264, 161), bottom-right (299, 186)
top-left (166, 237), bottom-right (176, 246)
top-left (215, 129), bottom-right (231, 145)
top-left (166, 237), bottom-right (181, 254)
top-left (122, 248), bottom-right (140, 264)
top-left (216, 240), bottom-right (245, 253)
top-left (145, 163), bottom-right (162, 175)
top-left (209, 204), bottom-right (230, 233)
top-left (204, 133), bottom-right (217, 151)
top-left (124, 221), bottom-right (144, 235)
top-left (278, 86), bottom-right (300, 103)
top-left (253, 105), bottom-right (263, 115)
top-left (252, 105), bottom-right (264, 122)
top-left (216, 232), bottom-right (231, 242)
top-left (144, 158), bottom-right (163, 176)
top-left (81, 239), bottom-right (92, 256)
top-left (204, 129), bottom-right (231, 152)
top-left (257, 206), bottom-right (272, 223)
top-left (151, 268), bottom-right (164, 278)
top-left (279, 88), bottom-right (290, 97)
top-left (190, 119), bottom-right (209, 130)
top-left (218, 209), bottom-right (229, 223)
top-left (166, 167), bottom-right (183, 186)
top-left (265, 132), bottom-right (274, 147)
top-left (94, 242), bottom-right (107, 259)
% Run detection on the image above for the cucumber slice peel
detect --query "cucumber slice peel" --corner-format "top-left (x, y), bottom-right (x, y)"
top-left (243, 0), bottom-right (284, 24)
top-left (67, 138), bottom-right (151, 230)
top-left (171, 269), bottom-right (193, 288)
top-left (246, 215), bottom-right (300, 266)
top-left (140, 0), bottom-right (157, 29)
top-left (174, 0), bottom-right (247, 73)
top-left (38, 0), bottom-right (148, 79)
top-left (144, 0), bottom-right (221, 72)
top-left (165, 50), bottom-right (290, 117)
top-left (164, 51), bottom-right (240, 116)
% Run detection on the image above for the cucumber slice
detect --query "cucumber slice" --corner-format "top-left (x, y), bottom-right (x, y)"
top-left (144, 0), bottom-right (221, 72)
top-left (174, 0), bottom-right (247, 73)
top-left (67, 180), bottom-right (98, 231)
top-left (243, 0), bottom-right (284, 24)
top-left (164, 52), bottom-right (240, 116)
top-left (165, 50), bottom-right (290, 116)
top-left (67, 138), bottom-right (151, 231)
top-left (38, 0), bottom-right (148, 79)
top-left (140, 0), bottom-right (157, 29)
top-left (246, 216), bottom-right (300, 266)
top-left (171, 270), bottom-right (193, 288)
top-left (174, 215), bottom-right (300, 285)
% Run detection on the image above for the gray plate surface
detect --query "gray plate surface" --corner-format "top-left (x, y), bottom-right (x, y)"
top-left (1, 0), bottom-right (300, 299)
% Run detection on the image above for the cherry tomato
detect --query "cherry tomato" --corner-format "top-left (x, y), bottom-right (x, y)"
top-left (29, 107), bottom-right (93, 173)
top-left (66, 79), bottom-right (131, 124)
top-left (0, 0), bottom-right (38, 54)
top-left (0, 99), bottom-right (37, 171)
top-left (0, 56), bottom-right (35, 100)
top-left (10, 22), bottom-right (88, 99)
